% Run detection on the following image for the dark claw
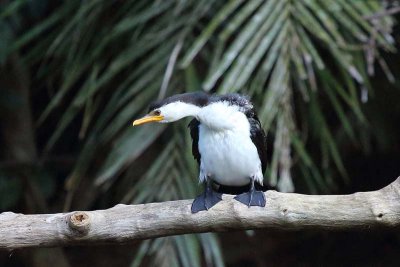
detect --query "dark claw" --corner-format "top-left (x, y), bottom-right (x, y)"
top-left (234, 190), bottom-right (266, 207)
top-left (191, 190), bottom-right (222, 213)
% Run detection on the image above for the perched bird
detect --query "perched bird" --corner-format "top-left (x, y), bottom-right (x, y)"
top-left (132, 92), bottom-right (268, 213)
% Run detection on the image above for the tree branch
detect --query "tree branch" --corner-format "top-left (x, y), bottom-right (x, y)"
top-left (1, 177), bottom-right (400, 250)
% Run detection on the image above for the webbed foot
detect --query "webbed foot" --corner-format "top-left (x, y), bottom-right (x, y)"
top-left (191, 190), bottom-right (222, 213)
top-left (234, 190), bottom-right (266, 207)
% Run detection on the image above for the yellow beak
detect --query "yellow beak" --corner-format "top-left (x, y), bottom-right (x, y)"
top-left (132, 115), bottom-right (164, 126)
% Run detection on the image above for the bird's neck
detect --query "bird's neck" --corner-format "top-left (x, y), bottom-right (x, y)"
top-left (162, 102), bottom-right (202, 122)
top-left (197, 102), bottom-right (249, 132)
top-left (170, 101), bottom-right (249, 132)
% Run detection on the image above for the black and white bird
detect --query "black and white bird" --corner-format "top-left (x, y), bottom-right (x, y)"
top-left (132, 92), bottom-right (268, 213)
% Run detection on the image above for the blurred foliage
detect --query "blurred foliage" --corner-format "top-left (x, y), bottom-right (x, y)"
top-left (0, 0), bottom-right (399, 266)
top-left (0, 172), bottom-right (22, 210)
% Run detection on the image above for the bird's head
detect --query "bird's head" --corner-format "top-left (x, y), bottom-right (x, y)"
top-left (132, 92), bottom-right (209, 126)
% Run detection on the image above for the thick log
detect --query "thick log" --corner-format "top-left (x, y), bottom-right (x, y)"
top-left (1, 177), bottom-right (399, 249)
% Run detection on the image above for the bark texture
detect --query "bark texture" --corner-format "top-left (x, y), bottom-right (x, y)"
top-left (1, 177), bottom-right (399, 250)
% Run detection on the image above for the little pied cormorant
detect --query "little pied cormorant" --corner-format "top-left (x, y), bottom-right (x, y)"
top-left (132, 92), bottom-right (268, 213)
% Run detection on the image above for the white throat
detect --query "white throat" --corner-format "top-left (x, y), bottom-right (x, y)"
top-left (197, 102), bottom-right (249, 132)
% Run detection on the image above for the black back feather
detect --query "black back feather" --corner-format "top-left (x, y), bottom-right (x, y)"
top-left (248, 114), bottom-right (268, 173)
top-left (188, 118), bottom-right (201, 165)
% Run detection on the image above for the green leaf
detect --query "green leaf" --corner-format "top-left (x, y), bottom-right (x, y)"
top-left (0, 173), bottom-right (22, 210)
top-left (0, 0), bottom-right (28, 19)
top-left (95, 125), bottom-right (165, 185)
top-left (181, 0), bottom-right (244, 67)
top-left (219, 9), bottom-right (289, 93)
top-left (203, 0), bottom-right (282, 90)
top-left (7, 3), bottom-right (72, 55)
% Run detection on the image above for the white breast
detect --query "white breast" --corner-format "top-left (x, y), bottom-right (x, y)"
top-left (197, 103), bottom-right (263, 186)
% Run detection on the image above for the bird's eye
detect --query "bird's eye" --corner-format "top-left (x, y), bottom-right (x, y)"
top-left (154, 110), bottom-right (161, 116)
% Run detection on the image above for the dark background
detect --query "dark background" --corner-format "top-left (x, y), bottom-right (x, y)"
top-left (1, 1), bottom-right (400, 266)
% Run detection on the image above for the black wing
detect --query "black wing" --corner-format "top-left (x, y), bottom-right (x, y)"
top-left (248, 114), bottom-right (267, 173)
top-left (188, 118), bottom-right (201, 165)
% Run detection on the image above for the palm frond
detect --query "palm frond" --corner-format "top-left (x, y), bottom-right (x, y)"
top-left (3, 0), bottom-right (399, 266)
top-left (182, 0), bottom-right (396, 191)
